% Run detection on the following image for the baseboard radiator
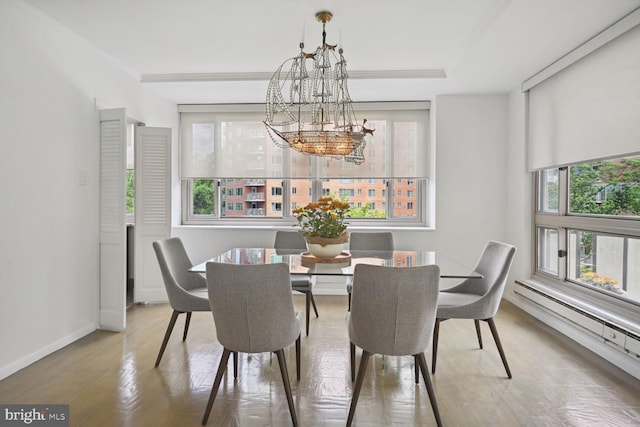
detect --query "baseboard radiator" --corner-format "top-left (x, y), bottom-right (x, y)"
top-left (514, 281), bottom-right (640, 359)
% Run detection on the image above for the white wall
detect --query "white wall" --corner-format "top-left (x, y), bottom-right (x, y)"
top-left (175, 94), bottom-right (513, 290)
top-left (504, 89), bottom-right (533, 295)
top-left (0, 0), bottom-right (178, 380)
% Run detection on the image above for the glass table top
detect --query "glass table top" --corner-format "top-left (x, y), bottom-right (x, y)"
top-left (190, 248), bottom-right (482, 279)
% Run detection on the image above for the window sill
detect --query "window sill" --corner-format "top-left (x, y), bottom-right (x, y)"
top-left (174, 223), bottom-right (435, 232)
top-left (514, 277), bottom-right (640, 336)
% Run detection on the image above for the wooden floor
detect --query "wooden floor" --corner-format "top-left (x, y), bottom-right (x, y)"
top-left (1, 296), bottom-right (640, 426)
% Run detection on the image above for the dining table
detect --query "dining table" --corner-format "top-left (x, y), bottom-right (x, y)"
top-left (190, 248), bottom-right (482, 280)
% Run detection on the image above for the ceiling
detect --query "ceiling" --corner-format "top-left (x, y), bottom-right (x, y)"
top-left (22, 0), bottom-right (640, 104)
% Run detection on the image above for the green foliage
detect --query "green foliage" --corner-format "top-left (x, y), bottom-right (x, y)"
top-left (569, 158), bottom-right (640, 216)
top-left (126, 170), bottom-right (134, 214)
top-left (193, 179), bottom-right (215, 215)
top-left (347, 203), bottom-right (386, 218)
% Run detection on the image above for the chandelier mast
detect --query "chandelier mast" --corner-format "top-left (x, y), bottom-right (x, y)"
top-left (265, 11), bottom-right (373, 165)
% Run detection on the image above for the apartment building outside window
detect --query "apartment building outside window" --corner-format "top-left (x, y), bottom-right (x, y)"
top-left (179, 102), bottom-right (430, 227)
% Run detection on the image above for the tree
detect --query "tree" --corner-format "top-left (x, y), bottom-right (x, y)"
top-left (193, 179), bottom-right (215, 214)
top-left (569, 159), bottom-right (640, 216)
top-left (126, 170), bottom-right (135, 214)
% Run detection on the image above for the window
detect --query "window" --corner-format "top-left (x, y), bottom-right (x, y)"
top-left (535, 156), bottom-right (640, 305)
top-left (180, 102), bottom-right (430, 226)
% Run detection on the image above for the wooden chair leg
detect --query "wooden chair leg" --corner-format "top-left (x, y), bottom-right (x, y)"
top-left (347, 292), bottom-right (352, 312)
top-left (431, 318), bottom-right (441, 374)
top-left (233, 352), bottom-right (238, 379)
top-left (474, 319), bottom-right (483, 349)
top-left (305, 293), bottom-right (311, 336)
top-left (309, 292), bottom-right (319, 318)
top-left (155, 310), bottom-right (180, 367)
top-left (416, 352), bottom-right (443, 427)
top-left (350, 342), bottom-right (356, 382)
top-left (414, 355), bottom-right (419, 384)
top-left (183, 312), bottom-right (192, 341)
top-left (485, 318), bottom-right (512, 379)
top-left (347, 350), bottom-right (371, 427)
top-left (275, 349), bottom-right (298, 426)
top-left (295, 334), bottom-right (301, 381)
top-left (202, 348), bottom-right (231, 425)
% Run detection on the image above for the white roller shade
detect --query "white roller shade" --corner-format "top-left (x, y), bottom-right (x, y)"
top-left (527, 20), bottom-right (640, 171)
top-left (179, 102), bottom-right (429, 179)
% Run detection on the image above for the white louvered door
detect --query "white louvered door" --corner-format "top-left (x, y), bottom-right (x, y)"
top-left (99, 108), bottom-right (127, 330)
top-left (134, 126), bottom-right (171, 302)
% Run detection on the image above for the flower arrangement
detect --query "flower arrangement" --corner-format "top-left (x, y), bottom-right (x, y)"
top-left (292, 197), bottom-right (350, 245)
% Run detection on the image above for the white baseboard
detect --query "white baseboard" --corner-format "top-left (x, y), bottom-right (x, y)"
top-left (505, 291), bottom-right (640, 380)
top-left (0, 323), bottom-right (97, 381)
top-left (313, 277), bottom-right (348, 295)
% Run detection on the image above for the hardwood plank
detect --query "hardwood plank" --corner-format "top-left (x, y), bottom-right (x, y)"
top-left (1, 297), bottom-right (639, 426)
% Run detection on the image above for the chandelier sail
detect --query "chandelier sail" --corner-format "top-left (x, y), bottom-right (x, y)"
top-left (264, 11), bottom-right (373, 165)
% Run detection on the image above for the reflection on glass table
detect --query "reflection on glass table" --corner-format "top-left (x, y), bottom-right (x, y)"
top-left (190, 248), bottom-right (482, 280)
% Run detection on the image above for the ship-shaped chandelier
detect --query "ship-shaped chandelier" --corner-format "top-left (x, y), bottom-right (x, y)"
top-left (264, 11), bottom-right (373, 165)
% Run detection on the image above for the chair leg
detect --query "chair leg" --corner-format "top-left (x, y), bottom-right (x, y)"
top-left (202, 348), bottom-right (231, 425)
top-left (183, 312), bottom-right (192, 341)
top-left (350, 342), bottom-right (356, 382)
top-left (275, 349), bottom-right (298, 426)
top-left (347, 292), bottom-right (352, 312)
top-left (474, 319), bottom-right (483, 349)
top-left (233, 351), bottom-right (238, 379)
top-left (414, 355), bottom-right (419, 384)
top-left (346, 350), bottom-right (371, 427)
top-left (305, 293), bottom-right (311, 336)
top-left (155, 310), bottom-right (180, 367)
top-left (484, 318), bottom-right (512, 379)
top-left (431, 318), bottom-right (441, 374)
top-left (416, 352), bottom-right (443, 427)
top-left (309, 292), bottom-right (319, 318)
top-left (295, 334), bottom-right (301, 381)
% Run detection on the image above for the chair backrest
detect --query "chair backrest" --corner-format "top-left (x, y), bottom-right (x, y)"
top-left (349, 264), bottom-right (440, 356)
top-left (274, 230), bottom-right (307, 254)
top-left (206, 262), bottom-right (300, 353)
top-left (153, 237), bottom-right (207, 309)
top-left (349, 232), bottom-right (394, 258)
top-left (349, 232), bottom-right (394, 251)
top-left (444, 240), bottom-right (516, 318)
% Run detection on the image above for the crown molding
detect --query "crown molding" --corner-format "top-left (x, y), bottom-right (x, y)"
top-left (141, 69), bottom-right (446, 83)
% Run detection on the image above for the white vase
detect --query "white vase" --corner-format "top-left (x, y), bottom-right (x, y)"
top-left (307, 242), bottom-right (344, 258)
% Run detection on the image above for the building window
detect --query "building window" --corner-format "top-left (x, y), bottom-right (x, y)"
top-left (180, 102), bottom-right (430, 227)
top-left (534, 155), bottom-right (640, 305)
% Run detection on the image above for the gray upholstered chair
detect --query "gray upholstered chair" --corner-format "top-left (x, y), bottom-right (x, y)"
top-left (347, 264), bottom-right (442, 427)
top-left (347, 232), bottom-right (394, 311)
top-left (274, 230), bottom-right (319, 336)
top-left (432, 240), bottom-right (516, 378)
top-left (202, 262), bottom-right (302, 426)
top-left (152, 237), bottom-right (211, 367)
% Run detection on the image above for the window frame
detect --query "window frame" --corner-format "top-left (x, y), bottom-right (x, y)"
top-left (182, 177), bottom-right (428, 227)
top-left (534, 165), bottom-right (640, 308)
top-left (179, 102), bottom-right (431, 228)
